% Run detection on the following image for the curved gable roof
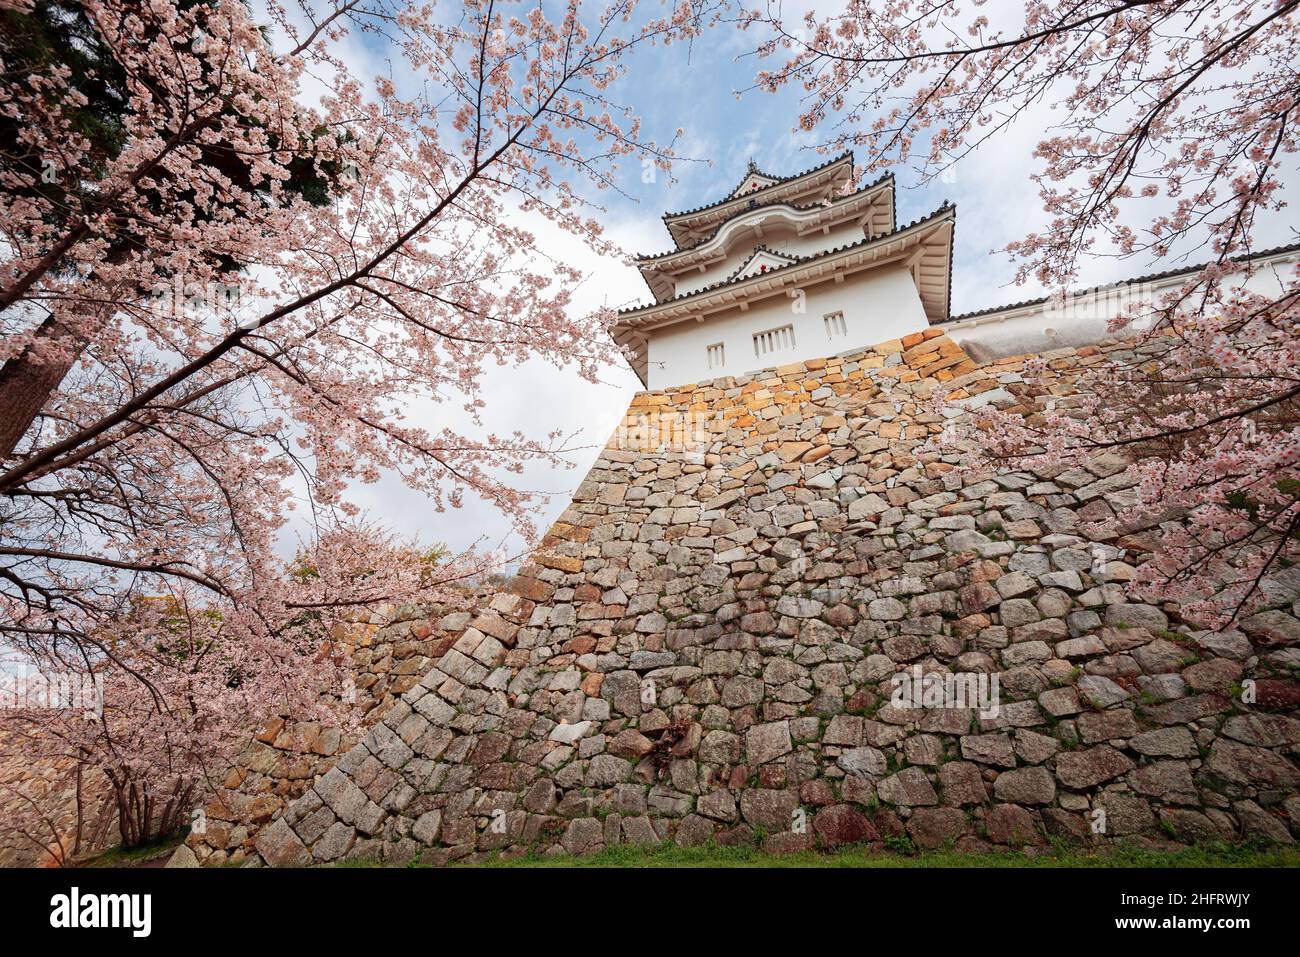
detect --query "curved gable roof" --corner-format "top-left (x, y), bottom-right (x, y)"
top-left (612, 203), bottom-right (957, 384)
top-left (635, 175), bottom-right (896, 302)
top-left (661, 152), bottom-right (857, 246)
top-left (729, 160), bottom-right (782, 198)
top-left (726, 245), bottom-right (800, 283)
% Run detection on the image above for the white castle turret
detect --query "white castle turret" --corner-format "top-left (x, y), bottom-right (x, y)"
top-left (612, 154), bottom-right (955, 389)
top-left (611, 154), bottom-right (1300, 390)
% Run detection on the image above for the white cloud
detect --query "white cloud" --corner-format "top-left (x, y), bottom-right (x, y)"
top-left (316, 202), bottom-right (664, 561)
top-left (265, 3), bottom-right (1300, 568)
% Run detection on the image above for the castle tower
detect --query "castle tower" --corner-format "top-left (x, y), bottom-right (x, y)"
top-left (612, 154), bottom-right (955, 389)
top-left (185, 159), bottom-right (1300, 869)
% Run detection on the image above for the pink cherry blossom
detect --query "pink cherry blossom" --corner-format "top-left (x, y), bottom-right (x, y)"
top-left (0, 0), bottom-right (719, 853)
top-left (741, 0), bottom-right (1299, 625)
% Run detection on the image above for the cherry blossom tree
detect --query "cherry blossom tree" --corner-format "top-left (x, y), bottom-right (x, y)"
top-left (3, 521), bottom-right (461, 855)
top-left (742, 0), bottom-right (1300, 625)
top-left (1, 0), bottom-right (715, 851)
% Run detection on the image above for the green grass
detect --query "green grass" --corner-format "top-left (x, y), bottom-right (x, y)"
top-left (449, 840), bottom-right (1300, 869)
top-left (83, 834), bottom-right (1300, 870)
top-left (80, 831), bottom-right (186, 868)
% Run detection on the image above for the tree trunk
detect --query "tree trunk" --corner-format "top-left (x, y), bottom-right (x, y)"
top-left (0, 242), bottom-right (139, 459)
top-left (73, 758), bottom-right (84, 859)
top-left (112, 776), bottom-right (194, 849)
top-left (0, 313), bottom-right (86, 459)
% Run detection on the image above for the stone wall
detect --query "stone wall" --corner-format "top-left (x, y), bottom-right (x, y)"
top-left (0, 727), bottom-right (118, 866)
top-left (0, 593), bottom-right (482, 868)
top-left (247, 331), bottom-right (1300, 866)
top-left (177, 596), bottom-right (486, 866)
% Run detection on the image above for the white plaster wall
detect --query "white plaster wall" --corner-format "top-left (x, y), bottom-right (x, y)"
top-left (948, 253), bottom-right (1300, 363)
top-left (675, 220), bottom-right (867, 297)
top-left (645, 265), bottom-right (929, 389)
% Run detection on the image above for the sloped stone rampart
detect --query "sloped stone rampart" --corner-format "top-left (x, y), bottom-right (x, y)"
top-left (179, 597), bottom-right (486, 866)
top-left (244, 331), bottom-right (1300, 866)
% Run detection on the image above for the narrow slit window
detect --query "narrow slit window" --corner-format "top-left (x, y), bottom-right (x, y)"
top-left (752, 323), bottom-right (796, 359)
top-left (706, 342), bottom-right (725, 369)
top-left (824, 311), bottom-right (847, 339)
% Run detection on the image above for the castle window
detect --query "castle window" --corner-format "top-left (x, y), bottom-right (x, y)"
top-left (824, 311), bottom-right (847, 339)
top-left (752, 323), bottom-right (796, 359)
top-left (706, 342), bottom-right (725, 369)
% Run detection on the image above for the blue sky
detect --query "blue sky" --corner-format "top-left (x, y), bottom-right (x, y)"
top-left (293, 2), bottom-right (1298, 565)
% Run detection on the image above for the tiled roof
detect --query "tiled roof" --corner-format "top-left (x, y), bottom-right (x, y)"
top-left (723, 245), bottom-right (800, 284)
top-left (944, 241), bottom-right (1300, 323)
top-left (635, 172), bottom-right (895, 265)
top-left (616, 202), bottom-right (955, 319)
top-left (729, 159), bottom-right (781, 192)
top-left (660, 151), bottom-right (855, 222)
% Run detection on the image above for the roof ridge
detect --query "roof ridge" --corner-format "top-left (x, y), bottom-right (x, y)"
top-left (944, 240), bottom-right (1300, 324)
top-left (618, 201), bottom-right (955, 318)
top-left (729, 157), bottom-right (782, 193)
top-left (636, 172), bottom-right (894, 265)
top-left (723, 245), bottom-right (801, 284)
top-left (660, 151), bottom-right (856, 223)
